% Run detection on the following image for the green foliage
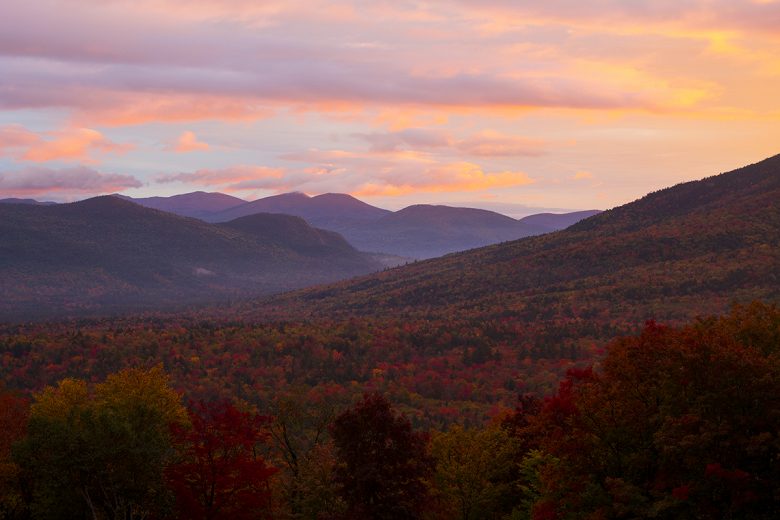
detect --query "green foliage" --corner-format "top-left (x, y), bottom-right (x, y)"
top-left (14, 367), bottom-right (187, 520)
top-left (430, 424), bottom-right (520, 520)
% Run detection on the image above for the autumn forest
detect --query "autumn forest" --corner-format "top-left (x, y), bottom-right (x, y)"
top-left (0, 154), bottom-right (779, 519)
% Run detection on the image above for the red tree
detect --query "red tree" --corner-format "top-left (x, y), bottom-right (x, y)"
top-left (167, 401), bottom-right (276, 520)
top-left (331, 392), bottom-right (433, 520)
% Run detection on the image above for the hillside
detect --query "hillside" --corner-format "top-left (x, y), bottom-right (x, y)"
top-left (120, 191), bottom-right (246, 219)
top-left (219, 212), bottom-right (361, 258)
top-left (0, 197), bottom-right (380, 319)
top-left (249, 154), bottom-right (780, 324)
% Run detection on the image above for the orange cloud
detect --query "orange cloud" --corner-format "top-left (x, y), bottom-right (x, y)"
top-left (572, 171), bottom-right (593, 180)
top-left (353, 162), bottom-right (534, 196)
top-left (170, 131), bottom-right (209, 152)
top-left (0, 125), bottom-right (133, 163)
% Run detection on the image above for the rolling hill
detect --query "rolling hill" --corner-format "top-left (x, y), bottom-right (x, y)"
top-left (246, 154), bottom-right (780, 325)
top-left (0, 196), bottom-right (381, 320)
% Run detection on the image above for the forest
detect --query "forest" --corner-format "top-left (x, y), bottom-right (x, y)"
top-left (1, 302), bottom-right (778, 519)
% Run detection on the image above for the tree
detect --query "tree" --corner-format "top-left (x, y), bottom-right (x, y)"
top-left (531, 303), bottom-right (780, 519)
top-left (430, 424), bottom-right (520, 520)
top-left (167, 400), bottom-right (277, 520)
top-left (331, 393), bottom-right (433, 520)
top-left (14, 367), bottom-right (187, 520)
top-left (268, 386), bottom-right (345, 519)
top-left (0, 387), bottom-right (29, 520)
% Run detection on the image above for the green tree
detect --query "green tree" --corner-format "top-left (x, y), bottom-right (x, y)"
top-left (430, 423), bottom-right (520, 520)
top-left (15, 367), bottom-right (187, 520)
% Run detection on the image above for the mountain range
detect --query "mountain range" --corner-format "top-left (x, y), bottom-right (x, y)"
top-left (0, 197), bottom-right (382, 319)
top-left (241, 154), bottom-right (780, 327)
top-left (10, 191), bottom-right (599, 259)
top-left (124, 191), bottom-right (599, 259)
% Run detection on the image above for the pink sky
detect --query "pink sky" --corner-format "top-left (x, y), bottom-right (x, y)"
top-left (0, 0), bottom-right (778, 213)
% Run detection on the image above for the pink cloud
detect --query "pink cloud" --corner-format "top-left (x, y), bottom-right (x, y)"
top-left (169, 131), bottom-right (209, 153)
top-left (355, 128), bottom-right (547, 157)
top-left (157, 165), bottom-right (286, 187)
top-left (0, 166), bottom-right (142, 197)
top-left (454, 131), bottom-right (546, 157)
top-left (0, 125), bottom-right (133, 163)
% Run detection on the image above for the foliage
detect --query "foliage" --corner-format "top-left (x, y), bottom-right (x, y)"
top-left (14, 367), bottom-right (187, 520)
top-left (530, 302), bottom-right (780, 519)
top-left (430, 423), bottom-right (521, 520)
top-left (0, 387), bottom-right (29, 520)
top-left (167, 400), bottom-right (276, 520)
top-left (331, 393), bottom-right (434, 520)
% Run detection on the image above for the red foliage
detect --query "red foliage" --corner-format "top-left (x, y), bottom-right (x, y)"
top-left (167, 401), bottom-right (277, 520)
top-left (331, 393), bottom-right (434, 520)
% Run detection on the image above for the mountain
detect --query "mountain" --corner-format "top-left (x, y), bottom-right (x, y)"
top-left (339, 205), bottom-right (600, 259)
top-left (246, 154), bottom-right (780, 324)
top-left (139, 190), bottom-right (595, 259)
top-left (209, 193), bottom-right (598, 259)
top-left (0, 198), bottom-right (57, 205)
top-left (0, 196), bottom-right (380, 319)
top-left (119, 191), bottom-right (246, 219)
top-left (207, 192), bottom-right (391, 227)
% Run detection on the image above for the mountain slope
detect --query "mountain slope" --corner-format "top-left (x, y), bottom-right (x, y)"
top-left (248, 154), bottom-right (780, 323)
top-left (0, 197), bottom-right (380, 319)
top-left (219, 213), bottom-right (361, 259)
top-left (121, 191), bottom-right (246, 219)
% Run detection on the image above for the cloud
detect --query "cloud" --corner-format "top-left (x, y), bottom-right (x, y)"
top-left (454, 131), bottom-right (547, 157)
top-left (0, 125), bottom-right (133, 163)
top-left (0, 166), bottom-right (142, 197)
top-left (356, 128), bottom-right (547, 157)
top-left (572, 171), bottom-right (594, 180)
top-left (353, 162), bottom-right (535, 196)
top-left (157, 165), bottom-right (286, 187)
top-left (169, 131), bottom-right (209, 152)
top-left (0, 0), bottom-right (722, 128)
top-left (357, 129), bottom-right (452, 153)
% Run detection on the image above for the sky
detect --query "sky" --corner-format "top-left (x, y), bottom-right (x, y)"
top-left (0, 0), bottom-right (778, 216)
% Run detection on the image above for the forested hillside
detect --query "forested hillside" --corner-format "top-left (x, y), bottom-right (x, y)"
top-left (0, 197), bottom-right (381, 320)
